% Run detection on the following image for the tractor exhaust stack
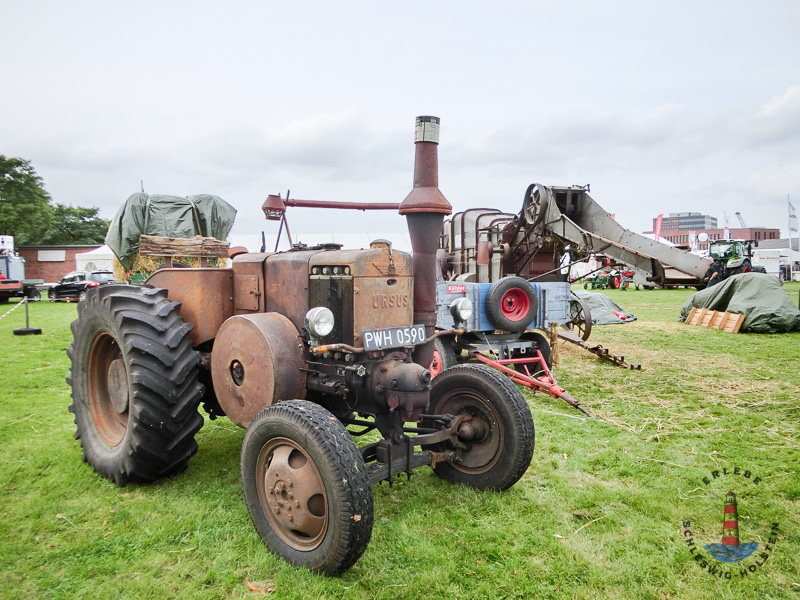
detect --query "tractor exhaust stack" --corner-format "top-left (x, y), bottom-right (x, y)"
top-left (400, 116), bottom-right (452, 368)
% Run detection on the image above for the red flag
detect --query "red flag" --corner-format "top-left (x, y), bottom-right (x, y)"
top-left (654, 214), bottom-right (663, 242)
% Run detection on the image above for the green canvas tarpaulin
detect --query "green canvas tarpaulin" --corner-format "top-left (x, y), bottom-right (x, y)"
top-left (105, 193), bottom-right (237, 270)
top-left (573, 290), bottom-right (637, 325)
top-left (679, 272), bottom-right (800, 333)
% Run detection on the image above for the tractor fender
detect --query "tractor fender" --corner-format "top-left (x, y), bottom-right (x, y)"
top-left (146, 268), bottom-right (234, 346)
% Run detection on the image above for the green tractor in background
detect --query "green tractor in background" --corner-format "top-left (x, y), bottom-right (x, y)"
top-left (708, 239), bottom-right (765, 279)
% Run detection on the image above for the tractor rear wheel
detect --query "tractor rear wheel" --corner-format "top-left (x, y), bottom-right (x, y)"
top-left (241, 400), bottom-right (374, 575)
top-left (67, 285), bottom-right (204, 486)
top-left (431, 337), bottom-right (458, 377)
top-left (425, 364), bottom-right (534, 491)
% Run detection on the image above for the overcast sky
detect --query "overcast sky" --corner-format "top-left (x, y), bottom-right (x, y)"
top-left (2, 1), bottom-right (799, 250)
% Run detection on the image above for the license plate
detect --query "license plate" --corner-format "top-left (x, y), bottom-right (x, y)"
top-left (362, 324), bottom-right (426, 351)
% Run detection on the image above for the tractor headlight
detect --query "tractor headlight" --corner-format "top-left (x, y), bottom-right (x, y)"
top-left (305, 307), bottom-right (335, 338)
top-left (449, 297), bottom-right (473, 324)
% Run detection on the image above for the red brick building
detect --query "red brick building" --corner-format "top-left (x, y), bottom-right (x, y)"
top-left (643, 227), bottom-right (780, 252)
top-left (17, 245), bottom-right (102, 282)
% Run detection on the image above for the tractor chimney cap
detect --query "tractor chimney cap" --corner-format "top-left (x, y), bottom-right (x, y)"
top-left (415, 116), bottom-right (440, 144)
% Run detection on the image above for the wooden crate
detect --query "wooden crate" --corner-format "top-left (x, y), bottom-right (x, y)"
top-left (685, 307), bottom-right (745, 333)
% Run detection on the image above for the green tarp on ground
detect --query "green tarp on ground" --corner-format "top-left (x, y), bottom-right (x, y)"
top-left (679, 272), bottom-right (800, 333)
top-left (105, 193), bottom-right (237, 270)
top-left (573, 290), bottom-right (637, 325)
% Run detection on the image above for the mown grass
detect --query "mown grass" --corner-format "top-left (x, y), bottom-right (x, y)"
top-left (1, 285), bottom-right (798, 599)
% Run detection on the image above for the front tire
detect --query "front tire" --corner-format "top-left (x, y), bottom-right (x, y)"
top-left (425, 364), bottom-right (534, 491)
top-left (67, 285), bottom-right (204, 486)
top-left (241, 400), bottom-right (374, 575)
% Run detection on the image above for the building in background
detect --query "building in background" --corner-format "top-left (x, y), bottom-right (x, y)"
top-left (655, 212), bottom-right (718, 232)
top-left (645, 212), bottom-right (779, 251)
top-left (17, 245), bottom-right (103, 282)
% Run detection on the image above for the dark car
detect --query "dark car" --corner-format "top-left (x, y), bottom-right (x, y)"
top-left (48, 270), bottom-right (117, 302)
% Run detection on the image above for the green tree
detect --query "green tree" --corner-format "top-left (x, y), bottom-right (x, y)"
top-left (39, 204), bottom-right (110, 245)
top-left (0, 155), bottom-right (53, 245)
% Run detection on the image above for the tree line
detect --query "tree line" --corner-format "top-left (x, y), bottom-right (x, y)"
top-left (0, 155), bottom-right (109, 246)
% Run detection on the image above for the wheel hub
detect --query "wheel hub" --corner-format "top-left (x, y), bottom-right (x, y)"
top-left (501, 289), bottom-right (529, 321)
top-left (434, 392), bottom-right (502, 472)
top-left (260, 440), bottom-right (327, 550)
top-left (87, 332), bottom-right (128, 447)
top-left (457, 418), bottom-right (487, 442)
top-left (107, 358), bottom-right (129, 414)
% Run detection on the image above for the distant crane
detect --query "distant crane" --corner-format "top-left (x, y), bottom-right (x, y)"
top-left (735, 212), bottom-right (747, 228)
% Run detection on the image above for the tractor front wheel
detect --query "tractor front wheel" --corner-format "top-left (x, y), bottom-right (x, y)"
top-left (241, 400), bottom-right (374, 575)
top-left (67, 285), bottom-right (204, 485)
top-left (730, 259), bottom-right (753, 276)
top-left (425, 364), bottom-right (534, 491)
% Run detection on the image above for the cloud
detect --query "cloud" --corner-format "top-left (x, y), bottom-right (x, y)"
top-left (743, 84), bottom-right (800, 146)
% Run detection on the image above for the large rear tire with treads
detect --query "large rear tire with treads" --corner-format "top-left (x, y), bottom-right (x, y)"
top-left (67, 285), bottom-right (204, 486)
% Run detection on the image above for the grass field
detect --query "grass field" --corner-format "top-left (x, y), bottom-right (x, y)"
top-left (1, 284), bottom-right (798, 599)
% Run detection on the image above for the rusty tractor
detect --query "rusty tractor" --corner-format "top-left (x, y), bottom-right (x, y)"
top-left (67, 117), bottom-right (535, 575)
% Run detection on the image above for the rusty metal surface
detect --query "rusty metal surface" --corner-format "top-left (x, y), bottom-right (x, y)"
top-left (255, 437), bottom-right (328, 551)
top-left (397, 116), bottom-right (452, 368)
top-left (557, 329), bottom-right (642, 370)
top-left (369, 354), bottom-right (432, 421)
top-left (285, 198), bottom-right (401, 211)
top-left (227, 246), bottom-right (249, 259)
top-left (87, 331), bottom-right (127, 446)
top-left (399, 119), bottom-right (451, 215)
top-left (145, 268), bottom-right (234, 346)
top-left (232, 252), bottom-right (273, 314)
top-left (308, 246), bottom-right (412, 278)
top-left (406, 213), bottom-right (445, 368)
top-left (264, 194), bottom-right (401, 215)
top-left (351, 277), bottom-right (413, 344)
top-left (308, 246), bottom-right (413, 346)
top-left (210, 313), bottom-right (306, 427)
top-left (264, 250), bottom-right (321, 333)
